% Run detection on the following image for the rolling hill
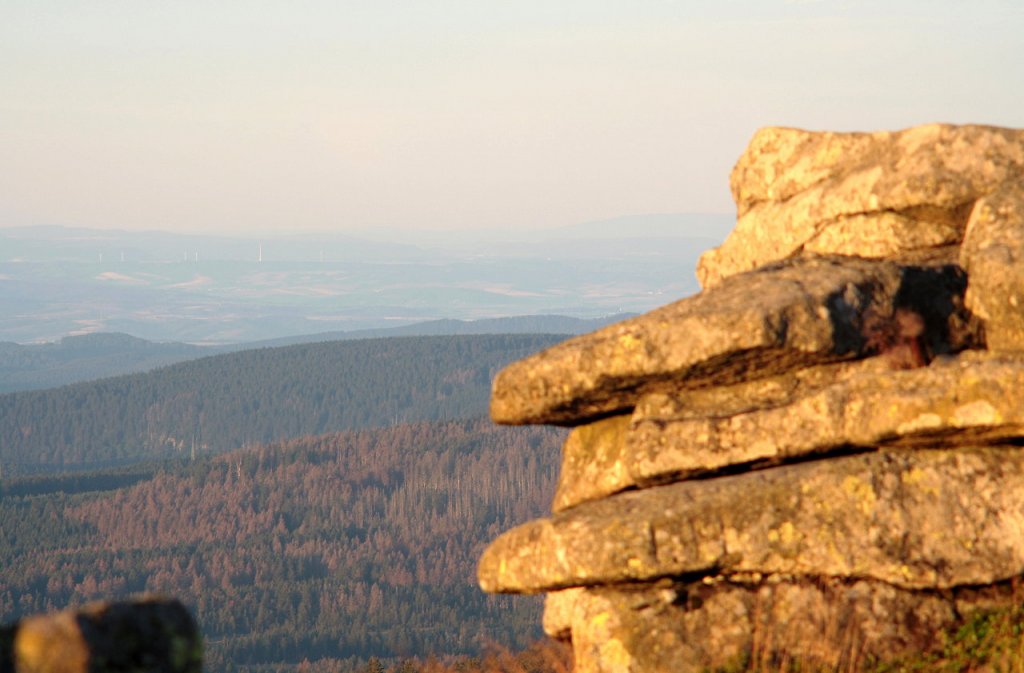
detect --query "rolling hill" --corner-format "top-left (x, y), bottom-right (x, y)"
top-left (0, 419), bottom-right (566, 671)
top-left (0, 333), bottom-right (565, 474)
top-left (0, 314), bottom-right (630, 394)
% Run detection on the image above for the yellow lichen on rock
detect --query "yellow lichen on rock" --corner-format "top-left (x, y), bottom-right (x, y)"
top-left (479, 122), bottom-right (1024, 673)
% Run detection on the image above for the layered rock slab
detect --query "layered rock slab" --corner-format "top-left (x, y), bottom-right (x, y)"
top-left (554, 351), bottom-right (1024, 510)
top-left (550, 360), bottom-right (888, 511)
top-left (479, 447), bottom-right (1024, 594)
top-left (553, 415), bottom-right (635, 512)
top-left (491, 256), bottom-right (974, 427)
top-left (961, 179), bottom-right (1024, 350)
top-left (544, 579), bottom-right (1020, 673)
top-left (0, 598), bottom-right (202, 673)
top-left (480, 122), bottom-right (1024, 671)
top-left (697, 124), bottom-right (1024, 287)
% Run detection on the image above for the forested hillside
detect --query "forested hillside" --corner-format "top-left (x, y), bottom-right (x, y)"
top-left (0, 315), bottom-right (628, 394)
top-left (0, 332), bottom-right (209, 394)
top-left (0, 419), bottom-right (565, 671)
top-left (242, 314), bottom-right (633, 350)
top-left (0, 334), bottom-right (565, 474)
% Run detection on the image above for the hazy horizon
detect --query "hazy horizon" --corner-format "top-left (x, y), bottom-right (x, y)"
top-left (0, 214), bottom-right (728, 344)
top-left (3, 1), bottom-right (1022, 236)
top-left (0, 210), bottom-right (734, 242)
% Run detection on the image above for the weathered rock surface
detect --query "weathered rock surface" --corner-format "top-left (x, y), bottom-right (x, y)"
top-left (554, 351), bottom-right (1024, 510)
top-left (480, 122), bottom-right (1024, 671)
top-left (629, 351), bottom-right (1024, 486)
top-left (553, 415), bottom-right (634, 512)
top-left (698, 124), bottom-right (1024, 287)
top-left (961, 179), bottom-right (1024, 350)
top-left (0, 598), bottom-right (201, 673)
top-left (491, 256), bottom-right (975, 426)
top-left (541, 587), bottom-right (584, 640)
top-left (549, 360), bottom-right (883, 510)
top-left (480, 447), bottom-right (1024, 593)
top-left (550, 579), bottom-right (1020, 673)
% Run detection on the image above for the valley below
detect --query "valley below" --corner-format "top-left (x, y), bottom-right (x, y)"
top-left (0, 214), bottom-right (727, 670)
top-left (0, 333), bottom-right (571, 671)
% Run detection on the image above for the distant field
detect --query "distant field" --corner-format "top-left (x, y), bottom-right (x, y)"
top-left (0, 216), bottom-right (727, 344)
top-left (0, 257), bottom-right (694, 343)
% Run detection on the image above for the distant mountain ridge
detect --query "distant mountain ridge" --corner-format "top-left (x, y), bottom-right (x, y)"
top-left (244, 313), bottom-right (635, 349)
top-left (0, 213), bottom-right (725, 344)
top-left (0, 314), bottom-right (631, 393)
top-left (0, 333), bottom-right (567, 474)
top-left (0, 334), bottom-right (208, 393)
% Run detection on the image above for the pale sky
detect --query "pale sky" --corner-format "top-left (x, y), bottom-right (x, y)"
top-left (2, 1), bottom-right (1022, 235)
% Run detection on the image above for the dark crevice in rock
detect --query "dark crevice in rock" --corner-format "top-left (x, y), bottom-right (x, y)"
top-left (824, 279), bottom-right (886, 357)
top-left (547, 404), bottom-right (634, 428)
top-left (619, 571), bottom-right (1024, 604)
top-left (881, 429), bottom-right (1024, 450)
top-left (894, 263), bottom-right (980, 355)
top-left (654, 347), bottom-right (849, 394)
top-left (546, 346), bottom-right (858, 427)
top-left (635, 442), bottom-right (875, 489)
top-left (646, 522), bottom-right (659, 566)
top-left (633, 436), bottom-right (1024, 497)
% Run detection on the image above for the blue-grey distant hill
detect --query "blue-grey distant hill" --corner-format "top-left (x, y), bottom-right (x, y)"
top-left (243, 312), bottom-right (635, 349)
top-left (0, 333), bottom-right (567, 475)
top-left (0, 314), bottom-right (631, 394)
top-left (0, 333), bottom-right (208, 394)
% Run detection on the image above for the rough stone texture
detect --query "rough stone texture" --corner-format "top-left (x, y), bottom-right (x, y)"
top-left (961, 179), bottom-right (1024, 350)
top-left (697, 124), bottom-right (1024, 287)
top-left (562, 579), bottom-right (1019, 673)
top-left (627, 351), bottom-right (1024, 487)
top-left (0, 598), bottom-right (201, 673)
top-left (551, 360), bottom-right (896, 511)
top-left (554, 351), bottom-right (1024, 510)
top-left (480, 123), bottom-right (1024, 671)
top-left (553, 415), bottom-right (633, 512)
top-left (491, 256), bottom-right (975, 427)
top-left (480, 447), bottom-right (1024, 593)
top-left (542, 587), bottom-right (583, 640)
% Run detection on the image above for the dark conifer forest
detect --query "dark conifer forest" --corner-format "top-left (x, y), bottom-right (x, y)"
top-left (0, 419), bottom-right (566, 671)
top-left (0, 334), bottom-right (565, 474)
top-left (0, 332), bottom-right (579, 670)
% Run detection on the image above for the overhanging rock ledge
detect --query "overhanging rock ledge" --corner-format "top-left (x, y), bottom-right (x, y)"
top-left (479, 122), bottom-right (1024, 673)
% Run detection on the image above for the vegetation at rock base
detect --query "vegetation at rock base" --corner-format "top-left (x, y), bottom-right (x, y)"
top-left (0, 419), bottom-right (565, 670)
top-left (704, 596), bottom-right (1024, 673)
top-left (874, 601), bottom-right (1024, 673)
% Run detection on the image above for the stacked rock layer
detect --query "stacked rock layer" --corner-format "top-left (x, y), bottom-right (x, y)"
top-left (478, 123), bottom-right (1024, 672)
top-left (0, 598), bottom-right (202, 673)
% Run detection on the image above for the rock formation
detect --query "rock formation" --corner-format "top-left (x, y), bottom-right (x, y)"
top-left (0, 598), bottom-right (201, 673)
top-left (696, 124), bottom-right (1024, 288)
top-left (478, 123), bottom-right (1024, 672)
